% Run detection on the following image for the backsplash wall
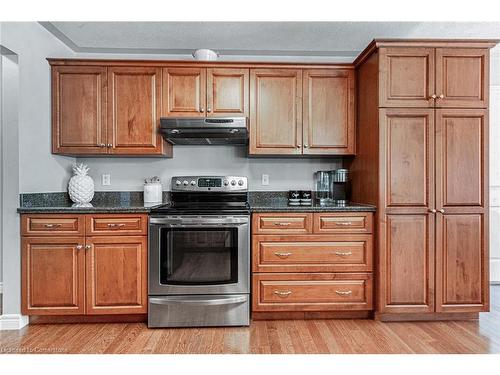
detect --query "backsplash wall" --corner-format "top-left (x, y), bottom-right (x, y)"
top-left (78, 146), bottom-right (342, 192)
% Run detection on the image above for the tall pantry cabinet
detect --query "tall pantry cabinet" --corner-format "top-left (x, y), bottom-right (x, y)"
top-left (348, 40), bottom-right (496, 320)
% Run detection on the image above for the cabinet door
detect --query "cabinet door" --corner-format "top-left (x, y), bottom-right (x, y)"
top-left (435, 48), bottom-right (489, 108)
top-left (380, 108), bottom-right (435, 213)
top-left (108, 67), bottom-right (168, 156)
top-left (86, 236), bottom-right (147, 314)
top-left (435, 108), bottom-right (488, 313)
top-left (379, 47), bottom-right (435, 108)
top-left (163, 67), bottom-right (206, 117)
top-left (22, 237), bottom-right (86, 315)
top-left (435, 109), bottom-right (487, 209)
top-left (303, 69), bottom-right (355, 154)
top-left (379, 214), bottom-right (435, 313)
top-left (249, 69), bottom-right (302, 155)
top-left (207, 68), bottom-right (249, 117)
top-left (52, 66), bottom-right (107, 154)
top-left (435, 213), bottom-right (488, 312)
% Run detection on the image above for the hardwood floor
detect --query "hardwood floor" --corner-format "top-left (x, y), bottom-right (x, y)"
top-left (1, 286), bottom-right (499, 354)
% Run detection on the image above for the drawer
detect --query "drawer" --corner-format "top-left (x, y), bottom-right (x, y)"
top-left (313, 212), bottom-right (373, 234)
top-left (21, 214), bottom-right (84, 236)
top-left (85, 214), bottom-right (148, 236)
top-left (252, 235), bottom-right (373, 272)
top-left (252, 213), bottom-right (312, 234)
top-left (253, 273), bottom-right (373, 312)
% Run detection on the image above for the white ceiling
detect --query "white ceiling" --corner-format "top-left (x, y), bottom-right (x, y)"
top-left (41, 22), bottom-right (500, 59)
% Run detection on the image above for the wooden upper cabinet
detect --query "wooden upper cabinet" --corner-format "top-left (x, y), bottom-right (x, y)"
top-left (22, 237), bottom-right (86, 315)
top-left (303, 69), bottom-right (355, 154)
top-left (435, 48), bottom-right (489, 108)
top-left (435, 109), bottom-right (487, 209)
top-left (379, 47), bottom-right (435, 108)
top-left (249, 69), bottom-right (302, 155)
top-left (162, 67), bottom-right (206, 117)
top-left (52, 66), bottom-right (107, 154)
top-left (85, 236), bottom-right (147, 314)
top-left (380, 108), bottom-right (435, 212)
top-left (108, 67), bottom-right (169, 156)
top-left (207, 68), bottom-right (249, 117)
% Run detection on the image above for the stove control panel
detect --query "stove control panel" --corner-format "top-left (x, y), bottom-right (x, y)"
top-left (171, 176), bottom-right (248, 192)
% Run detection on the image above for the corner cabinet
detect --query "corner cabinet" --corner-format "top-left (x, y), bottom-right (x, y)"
top-left (51, 64), bottom-right (172, 157)
top-left (249, 68), bottom-right (355, 155)
top-left (21, 213), bottom-right (148, 316)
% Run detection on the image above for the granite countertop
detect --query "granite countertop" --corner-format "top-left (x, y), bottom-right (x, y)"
top-left (18, 191), bottom-right (376, 214)
top-left (17, 192), bottom-right (169, 214)
top-left (249, 192), bottom-right (376, 212)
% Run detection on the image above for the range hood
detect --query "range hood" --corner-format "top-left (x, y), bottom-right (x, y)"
top-left (160, 117), bottom-right (248, 145)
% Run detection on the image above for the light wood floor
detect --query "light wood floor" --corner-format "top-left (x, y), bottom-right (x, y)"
top-left (1, 286), bottom-right (499, 354)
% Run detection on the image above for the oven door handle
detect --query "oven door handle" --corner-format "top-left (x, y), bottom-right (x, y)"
top-left (149, 217), bottom-right (249, 226)
top-left (149, 296), bottom-right (247, 306)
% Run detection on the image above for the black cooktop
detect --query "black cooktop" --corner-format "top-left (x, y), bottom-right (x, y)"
top-left (150, 191), bottom-right (250, 215)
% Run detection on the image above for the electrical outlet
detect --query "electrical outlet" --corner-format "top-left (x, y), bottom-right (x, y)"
top-left (261, 174), bottom-right (269, 186)
top-left (101, 174), bottom-right (111, 186)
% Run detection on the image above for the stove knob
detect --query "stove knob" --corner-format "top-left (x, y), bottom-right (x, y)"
top-left (238, 179), bottom-right (244, 186)
top-left (223, 180), bottom-right (229, 186)
top-left (175, 180), bottom-right (181, 186)
top-left (183, 180), bottom-right (189, 186)
top-left (230, 180), bottom-right (236, 186)
top-left (190, 180), bottom-right (196, 186)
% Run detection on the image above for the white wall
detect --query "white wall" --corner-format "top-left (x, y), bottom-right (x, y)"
top-left (0, 22), bottom-right (74, 322)
top-left (1, 22), bottom-right (76, 194)
top-left (79, 149), bottom-right (342, 192)
top-left (490, 45), bottom-right (500, 283)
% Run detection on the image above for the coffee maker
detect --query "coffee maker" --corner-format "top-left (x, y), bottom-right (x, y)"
top-left (314, 169), bottom-right (349, 205)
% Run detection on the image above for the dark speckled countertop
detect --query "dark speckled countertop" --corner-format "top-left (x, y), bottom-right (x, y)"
top-left (18, 191), bottom-right (376, 214)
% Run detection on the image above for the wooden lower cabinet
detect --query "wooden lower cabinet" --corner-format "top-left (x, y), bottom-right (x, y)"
top-left (22, 237), bottom-right (86, 315)
top-left (86, 236), bottom-right (147, 314)
top-left (21, 214), bottom-right (148, 317)
top-left (252, 212), bottom-right (374, 316)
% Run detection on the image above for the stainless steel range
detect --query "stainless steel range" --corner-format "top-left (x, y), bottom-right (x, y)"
top-left (148, 176), bottom-right (250, 328)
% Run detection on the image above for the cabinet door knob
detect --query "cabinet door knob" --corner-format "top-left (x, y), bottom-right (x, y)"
top-left (429, 209), bottom-right (437, 213)
top-left (304, 144), bottom-right (309, 148)
top-left (85, 245), bottom-right (91, 250)
top-left (430, 94), bottom-right (437, 99)
top-left (76, 244), bottom-right (83, 250)
top-left (99, 143), bottom-right (106, 148)
top-left (199, 107), bottom-right (204, 113)
top-left (439, 209), bottom-right (445, 213)
top-left (107, 144), bottom-right (113, 148)
top-left (438, 94), bottom-right (445, 99)
top-left (297, 144), bottom-right (301, 148)
top-left (207, 108), bottom-right (212, 113)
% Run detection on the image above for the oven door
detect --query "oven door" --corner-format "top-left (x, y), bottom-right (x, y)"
top-left (149, 215), bottom-right (249, 295)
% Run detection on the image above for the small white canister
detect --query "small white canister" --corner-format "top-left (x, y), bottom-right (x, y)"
top-left (144, 177), bottom-right (163, 203)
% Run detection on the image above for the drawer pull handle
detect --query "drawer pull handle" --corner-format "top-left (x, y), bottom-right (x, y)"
top-left (336, 222), bottom-right (353, 226)
top-left (274, 291), bottom-right (292, 297)
top-left (274, 222), bottom-right (291, 226)
top-left (334, 251), bottom-right (352, 257)
top-left (274, 252), bottom-right (293, 258)
top-left (44, 224), bottom-right (62, 228)
top-left (335, 290), bottom-right (353, 296)
top-left (107, 223), bottom-right (126, 228)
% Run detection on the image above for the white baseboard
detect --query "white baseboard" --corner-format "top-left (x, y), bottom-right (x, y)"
top-left (0, 314), bottom-right (29, 330)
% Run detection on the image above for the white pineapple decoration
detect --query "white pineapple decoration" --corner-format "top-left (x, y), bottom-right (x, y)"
top-left (68, 164), bottom-right (95, 207)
